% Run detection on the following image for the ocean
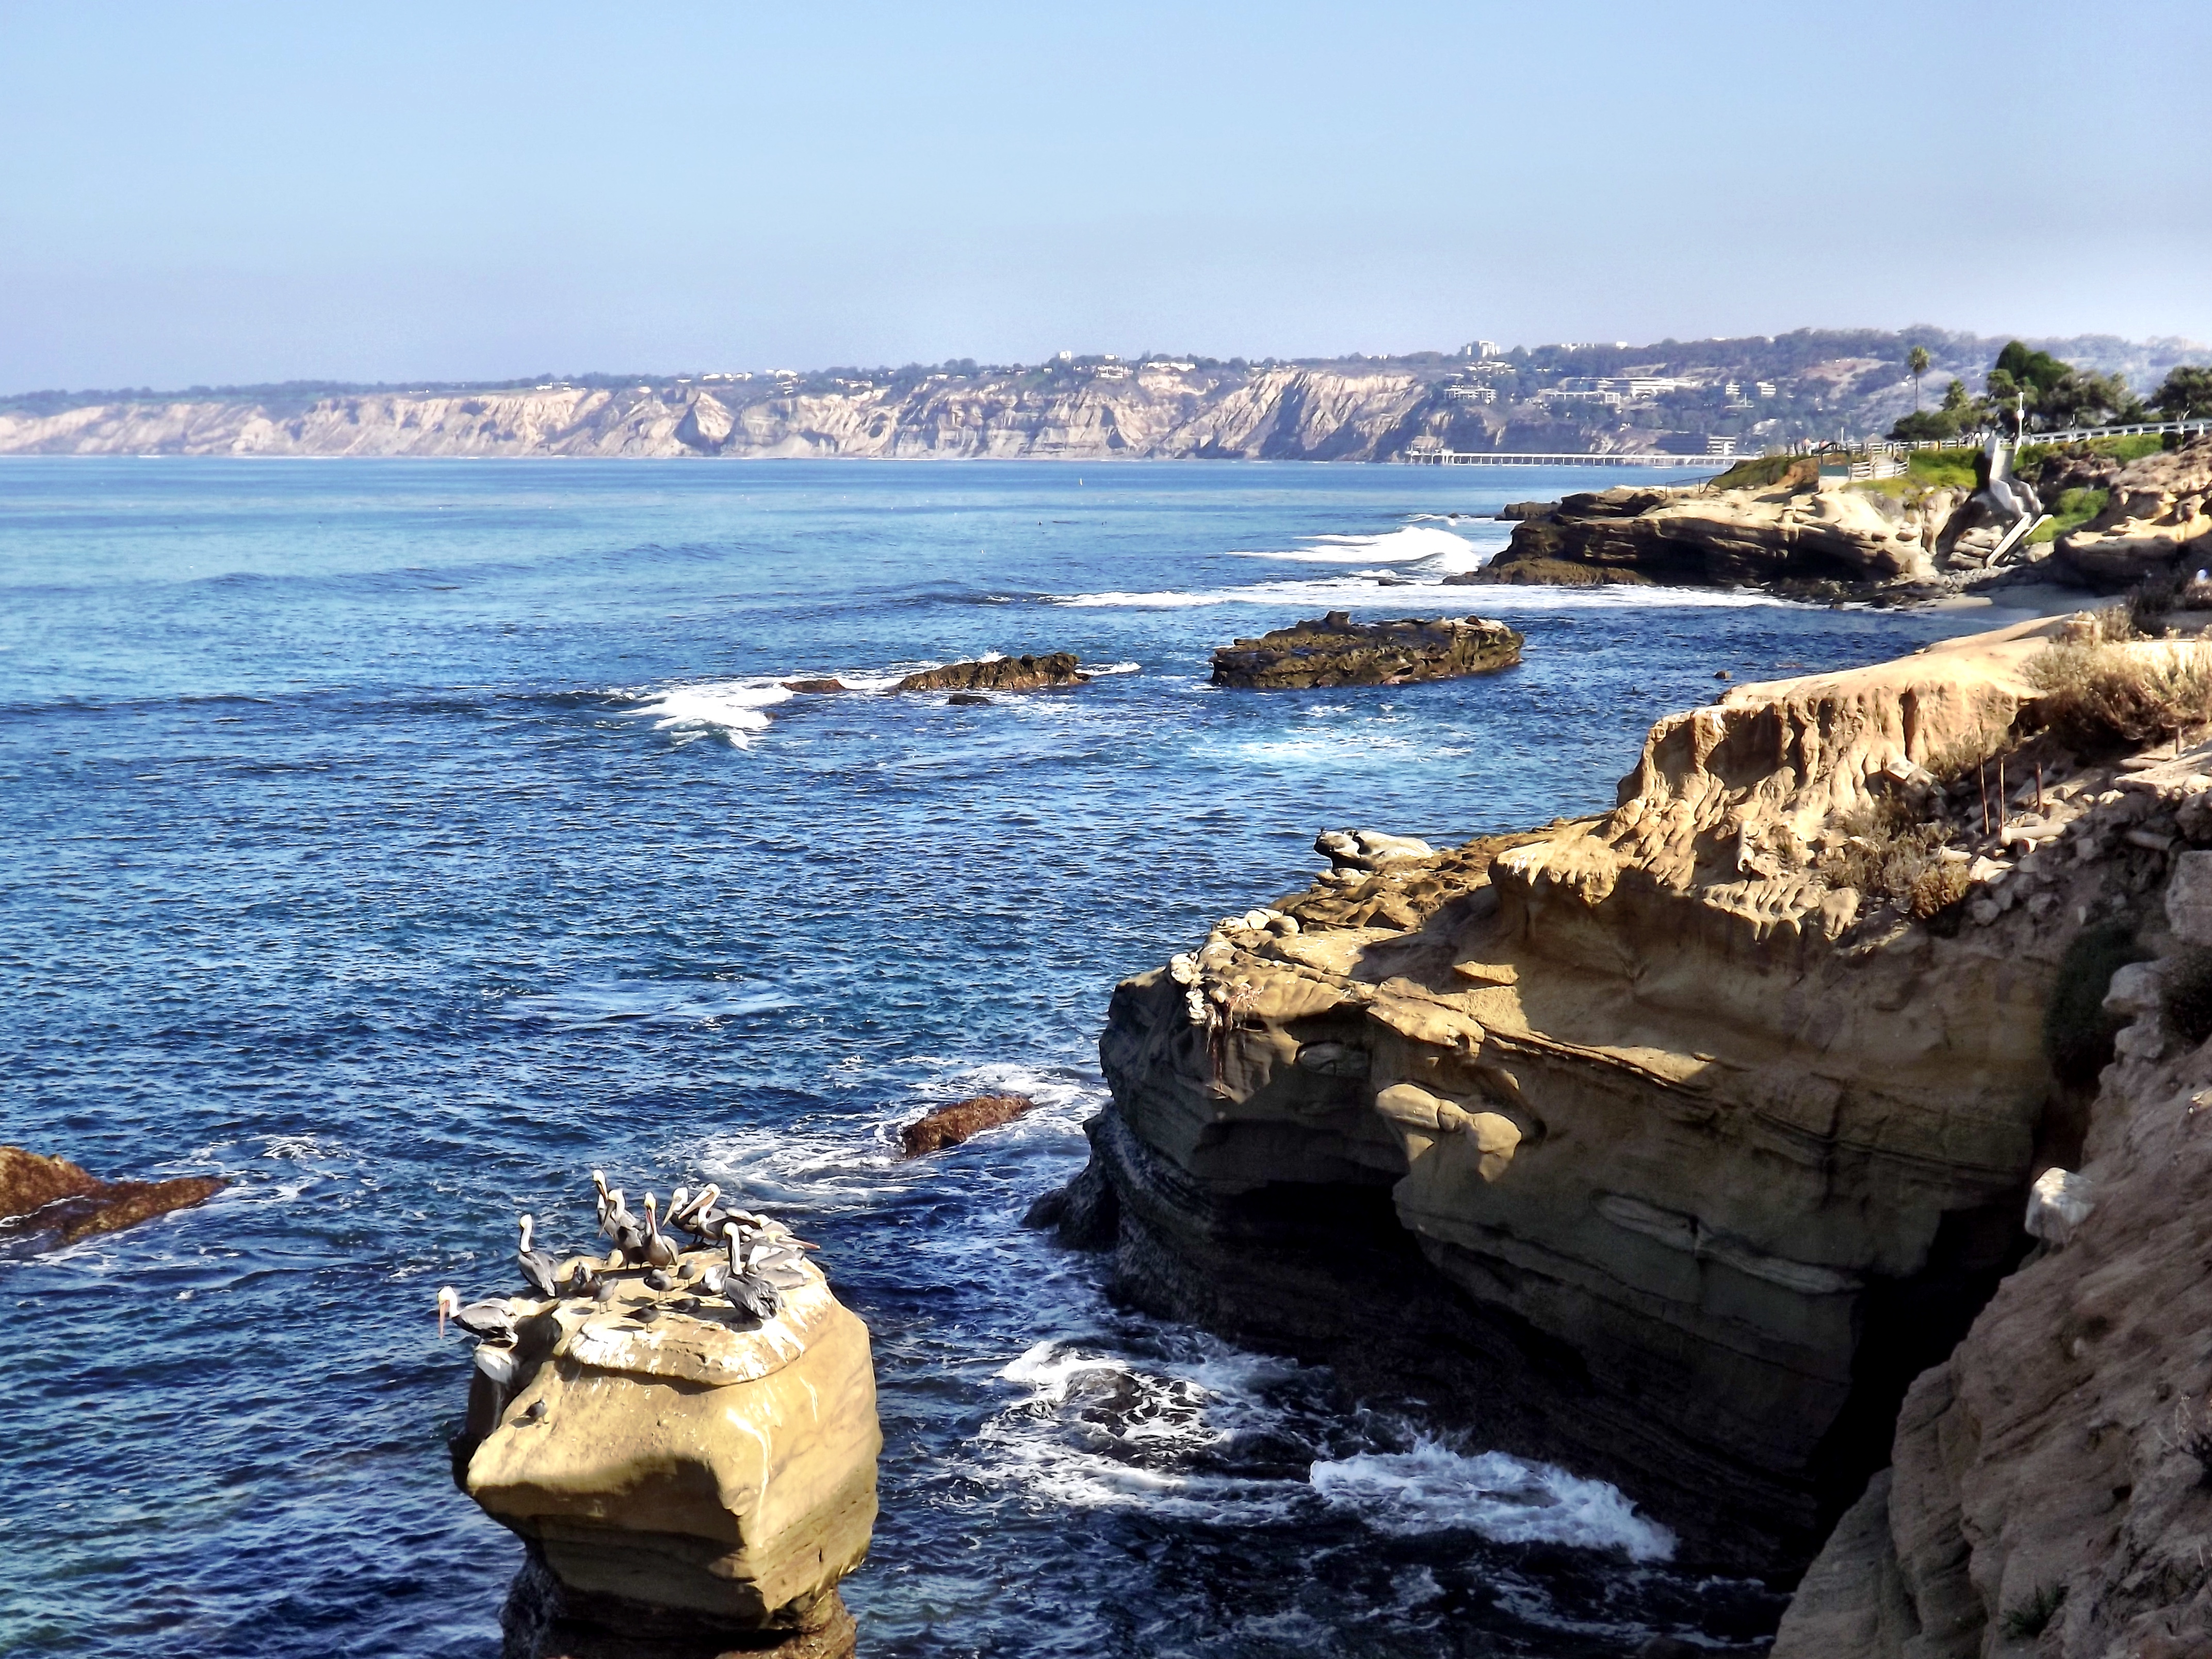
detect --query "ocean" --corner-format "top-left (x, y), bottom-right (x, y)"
top-left (0, 459), bottom-right (2008, 1657)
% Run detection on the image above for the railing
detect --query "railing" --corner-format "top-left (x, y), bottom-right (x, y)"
top-left (1855, 415), bottom-right (2212, 455)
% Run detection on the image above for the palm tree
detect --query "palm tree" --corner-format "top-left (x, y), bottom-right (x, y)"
top-left (1908, 345), bottom-right (1931, 410)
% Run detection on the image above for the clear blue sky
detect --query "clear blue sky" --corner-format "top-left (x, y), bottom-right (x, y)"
top-left (4, 1), bottom-right (2208, 391)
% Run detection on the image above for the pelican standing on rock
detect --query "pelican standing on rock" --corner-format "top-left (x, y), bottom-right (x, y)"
top-left (435, 1286), bottom-right (516, 1344)
top-left (705, 1221), bottom-right (783, 1324)
top-left (641, 1193), bottom-right (679, 1270)
top-left (516, 1214), bottom-right (561, 1298)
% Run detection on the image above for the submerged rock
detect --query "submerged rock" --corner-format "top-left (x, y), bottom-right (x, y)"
top-left (452, 1235), bottom-right (880, 1654)
top-left (899, 1092), bottom-right (1036, 1157)
top-left (1209, 611), bottom-right (1522, 689)
top-left (779, 678), bottom-right (847, 694)
top-left (0, 1145), bottom-right (223, 1246)
top-left (896, 653), bottom-right (1088, 693)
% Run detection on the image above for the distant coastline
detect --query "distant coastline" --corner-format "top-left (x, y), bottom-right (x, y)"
top-left (4, 328), bottom-right (2201, 462)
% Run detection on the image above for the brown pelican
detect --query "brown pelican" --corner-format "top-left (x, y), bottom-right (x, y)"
top-left (704, 1222), bottom-right (782, 1324)
top-left (641, 1194), bottom-right (679, 1269)
top-left (516, 1214), bottom-right (561, 1298)
top-left (435, 1286), bottom-right (516, 1344)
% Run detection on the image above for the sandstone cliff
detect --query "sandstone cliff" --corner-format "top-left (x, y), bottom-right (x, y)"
top-left (1047, 617), bottom-right (2212, 1575)
top-left (1772, 829), bottom-right (2212, 1657)
top-left (0, 363), bottom-right (1437, 461)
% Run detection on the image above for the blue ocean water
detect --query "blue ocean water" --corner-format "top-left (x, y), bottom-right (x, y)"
top-left (0, 459), bottom-right (2011, 1657)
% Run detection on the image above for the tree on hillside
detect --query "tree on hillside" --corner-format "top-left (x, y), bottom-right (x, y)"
top-left (2154, 365), bottom-right (2212, 421)
top-left (1908, 345), bottom-right (1931, 410)
top-left (1941, 378), bottom-right (1971, 416)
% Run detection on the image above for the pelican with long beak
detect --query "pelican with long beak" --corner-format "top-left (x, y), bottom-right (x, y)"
top-left (709, 1221), bottom-right (783, 1324)
top-left (516, 1214), bottom-right (562, 1298)
top-left (435, 1286), bottom-right (516, 1344)
top-left (641, 1193), bottom-right (679, 1270)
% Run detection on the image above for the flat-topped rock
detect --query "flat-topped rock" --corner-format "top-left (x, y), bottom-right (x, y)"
top-left (896, 653), bottom-right (1088, 693)
top-left (1209, 611), bottom-right (1522, 689)
top-left (454, 1239), bottom-right (879, 1651)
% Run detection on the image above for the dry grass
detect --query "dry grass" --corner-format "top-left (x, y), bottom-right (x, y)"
top-left (2027, 639), bottom-right (2212, 754)
top-left (1827, 799), bottom-right (1965, 919)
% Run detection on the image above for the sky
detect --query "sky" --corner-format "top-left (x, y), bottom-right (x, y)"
top-left (4, 1), bottom-right (2210, 392)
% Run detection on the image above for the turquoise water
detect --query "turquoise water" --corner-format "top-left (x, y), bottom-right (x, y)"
top-left (0, 460), bottom-right (1999, 1656)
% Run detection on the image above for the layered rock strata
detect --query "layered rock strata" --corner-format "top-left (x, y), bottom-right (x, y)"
top-left (1055, 616), bottom-right (2212, 1571)
top-left (0, 1145), bottom-right (224, 1247)
top-left (1772, 820), bottom-right (2212, 1657)
top-left (454, 1245), bottom-right (879, 1655)
top-left (1209, 611), bottom-right (1522, 689)
top-left (1465, 477), bottom-right (1972, 591)
top-left (895, 653), bottom-right (1088, 693)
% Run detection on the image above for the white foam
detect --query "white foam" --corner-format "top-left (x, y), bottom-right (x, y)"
top-left (1311, 1441), bottom-right (1677, 1562)
top-left (1050, 576), bottom-right (1797, 611)
top-left (1229, 526), bottom-right (1486, 565)
top-left (624, 679), bottom-right (792, 744)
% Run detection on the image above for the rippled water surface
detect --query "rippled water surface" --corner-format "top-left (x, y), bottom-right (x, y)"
top-left (1, 460), bottom-right (2011, 1656)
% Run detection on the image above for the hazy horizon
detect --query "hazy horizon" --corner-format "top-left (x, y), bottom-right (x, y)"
top-left (6, 1), bottom-right (2211, 391)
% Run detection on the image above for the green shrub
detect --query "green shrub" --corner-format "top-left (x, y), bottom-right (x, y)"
top-left (1709, 453), bottom-right (1804, 491)
top-left (2044, 921), bottom-right (2148, 1086)
top-left (2164, 949), bottom-right (2212, 1046)
top-left (2000, 1582), bottom-right (2067, 1640)
top-left (2026, 485), bottom-right (2110, 544)
top-left (1905, 449), bottom-right (1980, 490)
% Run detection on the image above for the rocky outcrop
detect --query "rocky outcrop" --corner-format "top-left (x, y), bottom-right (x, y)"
top-left (2053, 434), bottom-right (2212, 588)
top-left (1209, 611), bottom-right (1522, 689)
top-left (1771, 820), bottom-right (2212, 1658)
top-left (895, 654), bottom-right (1088, 693)
top-left (0, 1145), bottom-right (224, 1246)
top-left (1051, 616), bottom-right (2211, 1572)
top-left (1468, 479), bottom-right (1974, 591)
top-left (453, 1237), bottom-right (879, 1655)
top-left (899, 1093), bottom-right (1036, 1157)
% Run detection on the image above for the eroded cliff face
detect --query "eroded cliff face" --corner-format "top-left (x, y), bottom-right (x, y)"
top-left (1773, 832), bottom-right (2212, 1658)
top-left (1067, 618), bottom-right (2152, 1572)
top-left (0, 364), bottom-right (1436, 460)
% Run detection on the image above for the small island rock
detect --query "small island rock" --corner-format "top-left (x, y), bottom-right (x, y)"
top-left (900, 1093), bottom-right (1037, 1157)
top-left (0, 1145), bottom-right (224, 1247)
top-left (896, 653), bottom-right (1088, 693)
top-left (1209, 611), bottom-right (1522, 690)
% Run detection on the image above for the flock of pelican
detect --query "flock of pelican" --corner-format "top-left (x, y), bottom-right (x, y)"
top-left (434, 1170), bottom-right (816, 1356)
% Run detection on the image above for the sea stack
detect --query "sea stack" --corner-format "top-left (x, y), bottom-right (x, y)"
top-left (452, 1233), bottom-right (880, 1657)
top-left (1208, 611), bottom-right (1522, 689)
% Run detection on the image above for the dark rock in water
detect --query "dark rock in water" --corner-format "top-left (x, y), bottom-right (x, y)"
top-left (500, 1549), bottom-right (857, 1659)
top-left (1061, 1365), bottom-right (1143, 1423)
top-left (946, 691), bottom-right (991, 706)
top-left (780, 678), bottom-right (847, 694)
top-left (1019, 1186), bottom-right (1068, 1230)
top-left (1209, 610), bottom-right (1522, 689)
top-left (898, 1093), bottom-right (1036, 1157)
top-left (896, 653), bottom-right (1088, 693)
top-left (1498, 500), bottom-right (1559, 521)
top-left (0, 1145), bottom-right (223, 1246)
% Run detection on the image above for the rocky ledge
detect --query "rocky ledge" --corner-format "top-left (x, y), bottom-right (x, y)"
top-left (1459, 436), bottom-right (2212, 597)
top-left (449, 1226), bottom-right (879, 1656)
top-left (0, 1145), bottom-right (224, 1248)
top-left (895, 653), bottom-right (1088, 693)
top-left (1209, 611), bottom-right (1522, 689)
top-left (1039, 613), bottom-right (2212, 1579)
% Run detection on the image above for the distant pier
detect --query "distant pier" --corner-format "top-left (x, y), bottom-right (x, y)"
top-left (1402, 449), bottom-right (1741, 469)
